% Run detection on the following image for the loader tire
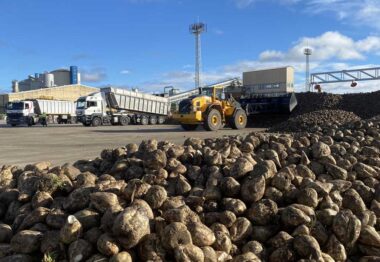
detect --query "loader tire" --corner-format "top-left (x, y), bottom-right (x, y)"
top-left (181, 124), bottom-right (198, 131)
top-left (204, 109), bottom-right (222, 131)
top-left (230, 109), bottom-right (247, 130)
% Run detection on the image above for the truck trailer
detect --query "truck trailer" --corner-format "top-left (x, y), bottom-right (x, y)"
top-left (6, 99), bottom-right (77, 127)
top-left (76, 87), bottom-right (170, 126)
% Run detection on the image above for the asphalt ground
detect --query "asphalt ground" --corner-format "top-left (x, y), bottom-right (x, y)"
top-left (0, 121), bottom-right (266, 167)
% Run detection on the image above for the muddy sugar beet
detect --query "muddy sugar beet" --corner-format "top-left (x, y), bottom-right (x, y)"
top-left (1, 118), bottom-right (380, 261)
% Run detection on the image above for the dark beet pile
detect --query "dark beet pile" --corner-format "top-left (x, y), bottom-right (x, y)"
top-left (268, 91), bottom-right (380, 132)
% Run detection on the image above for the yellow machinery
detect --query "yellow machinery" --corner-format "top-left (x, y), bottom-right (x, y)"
top-left (173, 86), bottom-right (247, 131)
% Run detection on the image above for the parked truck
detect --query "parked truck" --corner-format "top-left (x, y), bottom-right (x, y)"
top-left (6, 99), bottom-right (77, 127)
top-left (76, 87), bottom-right (171, 126)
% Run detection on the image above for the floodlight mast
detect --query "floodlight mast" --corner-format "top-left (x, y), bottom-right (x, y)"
top-left (190, 22), bottom-right (206, 92)
top-left (304, 48), bottom-right (312, 92)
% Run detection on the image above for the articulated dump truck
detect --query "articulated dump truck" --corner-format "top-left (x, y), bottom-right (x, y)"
top-left (6, 99), bottom-right (77, 127)
top-left (76, 87), bottom-right (199, 127)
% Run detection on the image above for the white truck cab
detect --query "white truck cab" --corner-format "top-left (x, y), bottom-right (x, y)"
top-left (76, 92), bottom-right (109, 126)
top-left (6, 101), bottom-right (36, 126)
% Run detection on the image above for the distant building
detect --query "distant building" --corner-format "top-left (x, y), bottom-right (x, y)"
top-left (243, 67), bottom-right (295, 94)
top-left (12, 66), bottom-right (81, 93)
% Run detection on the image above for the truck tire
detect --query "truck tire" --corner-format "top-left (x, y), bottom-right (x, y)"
top-left (141, 115), bottom-right (149, 125)
top-left (204, 109), bottom-right (222, 131)
top-left (158, 116), bottom-right (166, 124)
top-left (27, 117), bottom-right (34, 127)
top-left (181, 124), bottom-right (198, 131)
top-left (120, 116), bottom-right (129, 126)
top-left (92, 117), bottom-right (101, 127)
top-left (149, 116), bottom-right (157, 125)
top-left (230, 109), bottom-right (247, 130)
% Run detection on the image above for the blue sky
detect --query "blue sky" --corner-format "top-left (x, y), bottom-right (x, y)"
top-left (0, 0), bottom-right (380, 94)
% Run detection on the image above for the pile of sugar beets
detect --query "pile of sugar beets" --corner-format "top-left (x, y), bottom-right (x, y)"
top-left (1, 119), bottom-right (380, 261)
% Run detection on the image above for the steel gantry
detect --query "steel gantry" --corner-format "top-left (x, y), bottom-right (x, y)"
top-left (311, 67), bottom-right (380, 86)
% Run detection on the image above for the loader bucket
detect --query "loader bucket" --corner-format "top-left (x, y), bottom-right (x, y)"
top-left (240, 93), bottom-right (298, 115)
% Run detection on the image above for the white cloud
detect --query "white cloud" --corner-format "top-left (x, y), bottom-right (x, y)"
top-left (259, 50), bottom-right (285, 61)
top-left (139, 31), bottom-right (380, 94)
top-left (80, 68), bottom-right (107, 83)
top-left (214, 29), bottom-right (225, 35)
top-left (234, 0), bottom-right (255, 8)
top-left (234, 0), bottom-right (380, 30)
top-left (120, 70), bottom-right (131, 75)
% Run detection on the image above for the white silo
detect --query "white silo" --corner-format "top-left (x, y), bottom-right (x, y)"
top-left (12, 80), bottom-right (19, 93)
top-left (77, 72), bottom-right (81, 84)
top-left (44, 73), bottom-right (55, 88)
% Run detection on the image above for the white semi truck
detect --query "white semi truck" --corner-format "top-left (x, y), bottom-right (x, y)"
top-left (76, 87), bottom-right (200, 127)
top-left (6, 99), bottom-right (77, 127)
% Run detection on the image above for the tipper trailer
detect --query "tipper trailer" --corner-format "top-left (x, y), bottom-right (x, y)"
top-left (76, 86), bottom-right (202, 127)
top-left (76, 87), bottom-right (170, 126)
top-left (6, 99), bottom-right (77, 127)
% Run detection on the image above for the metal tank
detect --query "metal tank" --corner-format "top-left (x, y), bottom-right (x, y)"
top-left (44, 73), bottom-right (55, 88)
top-left (70, 66), bottom-right (79, 85)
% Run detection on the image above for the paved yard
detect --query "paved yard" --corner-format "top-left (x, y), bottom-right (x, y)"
top-left (0, 121), bottom-right (265, 166)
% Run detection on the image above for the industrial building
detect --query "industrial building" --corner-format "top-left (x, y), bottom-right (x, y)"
top-left (0, 84), bottom-right (98, 113)
top-left (243, 66), bottom-right (295, 94)
top-left (12, 66), bottom-right (80, 93)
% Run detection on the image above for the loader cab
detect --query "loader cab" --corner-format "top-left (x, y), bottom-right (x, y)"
top-left (202, 86), bottom-right (227, 101)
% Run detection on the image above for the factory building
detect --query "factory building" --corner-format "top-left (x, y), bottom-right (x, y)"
top-left (0, 84), bottom-right (98, 113)
top-left (243, 67), bottom-right (295, 94)
top-left (12, 66), bottom-right (80, 93)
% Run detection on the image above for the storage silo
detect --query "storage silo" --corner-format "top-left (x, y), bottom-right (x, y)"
top-left (44, 73), bottom-right (55, 88)
top-left (12, 80), bottom-right (19, 93)
top-left (70, 66), bottom-right (79, 84)
top-left (50, 69), bottom-right (70, 86)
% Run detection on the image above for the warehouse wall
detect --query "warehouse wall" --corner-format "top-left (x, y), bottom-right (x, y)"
top-left (0, 84), bottom-right (99, 113)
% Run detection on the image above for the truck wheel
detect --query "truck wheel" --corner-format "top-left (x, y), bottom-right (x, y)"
top-left (27, 118), bottom-right (34, 127)
top-left (120, 116), bottom-right (129, 126)
top-left (141, 116), bottom-right (149, 125)
top-left (149, 116), bottom-right (157, 125)
top-left (230, 109), bottom-right (247, 130)
top-left (204, 109), bottom-right (222, 131)
top-left (181, 124), bottom-right (198, 131)
top-left (92, 117), bottom-right (101, 127)
top-left (158, 116), bottom-right (166, 124)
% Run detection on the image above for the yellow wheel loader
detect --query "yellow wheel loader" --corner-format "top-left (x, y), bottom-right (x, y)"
top-left (173, 86), bottom-right (247, 131)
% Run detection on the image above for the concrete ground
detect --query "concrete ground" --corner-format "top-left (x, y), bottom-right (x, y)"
top-left (0, 121), bottom-right (265, 167)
